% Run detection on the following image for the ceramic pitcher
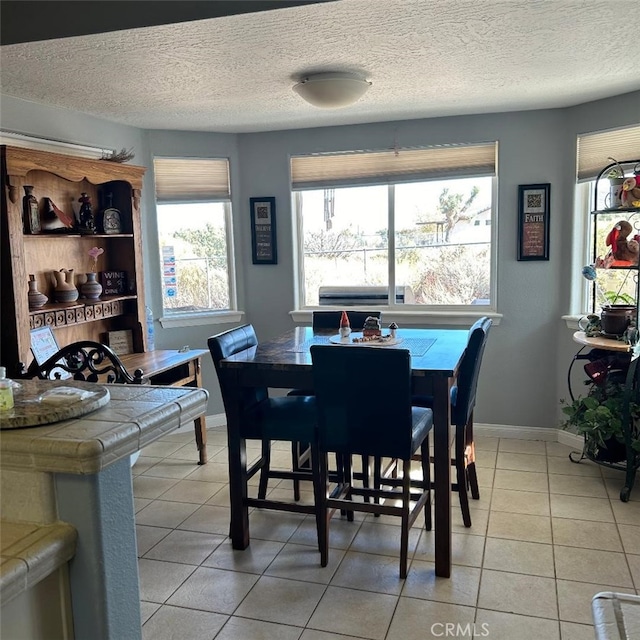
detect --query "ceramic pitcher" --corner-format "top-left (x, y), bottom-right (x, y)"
top-left (52, 268), bottom-right (79, 303)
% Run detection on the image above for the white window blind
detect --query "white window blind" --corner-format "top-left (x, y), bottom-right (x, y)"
top-left (577, 125), bottom-right (640, 182)
top-left (291, 143), bottom-right (497, 190)
top-left (154, 157), bottom-right (230, 202)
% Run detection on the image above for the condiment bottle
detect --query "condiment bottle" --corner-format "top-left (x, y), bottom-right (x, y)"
top-left (339, 311), bottom-right (351, 338)
top-left (0, 366), bottom-right (15, 411)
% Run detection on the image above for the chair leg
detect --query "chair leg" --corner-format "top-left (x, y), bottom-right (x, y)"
top-left (291, 441), bottom-right (304, 501)
top-left (361, 455), bottom-right (370, 502)
top-left (420, 438), bottom-right (432, 531)
top-left (465, 414), bottom-right (480, 500)
top-left (456, 425), bottom-right (471, 528)
top-left (257, 439), bottom-right (271, 499)
top-left (313, 447), bottom-right (329, 567)
top-left (344, 455), bottom-right (354, 522)
top-left (468, 460), bottom-right (480, 500)
top-left (399, 459), bottom-right (412, 579)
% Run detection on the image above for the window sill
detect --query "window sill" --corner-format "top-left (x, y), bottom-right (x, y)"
top-left (159, 310), bottom-right (244, 329)
top-left (562, 314), bottom-right (584, 330)
top-left (290, 309), bottom-right (502, 326)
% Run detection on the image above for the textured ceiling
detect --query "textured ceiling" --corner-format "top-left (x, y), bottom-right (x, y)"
top-left (1, 0), bottom-right (639, 133)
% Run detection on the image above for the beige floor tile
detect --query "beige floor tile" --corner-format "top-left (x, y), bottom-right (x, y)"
top-left (549, 474), bottom-right (608, 498)
top-left (483, 538), bottom-right (554, 577)
top-left (140, 458), bottom-right (197, 480)
top-left (624, 554), bottom-right (640, 589)
top-left (603, 477), bottom-right (640, 503)
top-left (133, 475), bottom-right (178, 500)
top-left (132, 456), bottom-right (163, 476)
top-left (474, 435), bottom-right (499, 452)
top-left (140, 440), bottom-right (185, 458)
top-left (290, 514), bottom-right (362, 549)
top-left (475, 609), bottom-right (560, 639)
top-left (168, 442), bottom-right (224, 462)
top-left (248, 509), bottom-right (307, 542)
top-left (559, 621), bottom-right (595, 640)
top-left (556, 579), bottom-right (635, 624)
top-left (235, 575), bottom-right (326, 626)
top-left (308, 586), bottom-right (398, 640)
top-left (158, 479), bottom-right (226, 504)
top-left (611, 499), bottom-right (640, 526)
top-left (300, 630), bottom-right (367, 640)
top-left (141, 604), bottom-right (227, 640)
top-left (451, 504), bottom-right (490, 535)
top-left (498, 439), bottom-right (547, 455)
top-left (550, 494), bottom-right (614, 523)
top-left (185, 462), bottom-right (231, 483)
top-left (135, 499), bottom-right (200, 529)
top-left (477, 569), bottom-right (557, 619)
top-left (157, 429), bottom-right (201, 444)
top-left (143, 529), bottom-right (226, 565)
top-left (216, 616), bottom-right (303, 640)
top-left (137, 558), bottom-right (196, 603)
top-left (349, 521), bottom-right (421, 558)
top-left (266, 542), bottom-right (344, 584)
top-left (493, 469), bottom-right (549, 493)
top-left (624, 527), bottom-right (640, 558)
top-left (554, 546), bottom-right (633, 587)
top-left (487, 511), bottom-right (552, 544)
top-left (203, 538), bottom-right (284, 574)
top-left (168, 566), bottom-right (259, 614)
top-left (134, 497), bottom-right (153, 513)
top-left (206, 485), bottom-right (231, 507)
top-left (496, 452), bottom-right (547, 473)
top-left (546, 442), bottom-right (578, 458)
top-left (552, 518), bottom-right (622, 552)
top-left (490, 488), bottom-right (550, 516)
top-left (136, 524), bottom-right (172, 556)
top-left (475, 449), bottom-right (497, 469)
top-left (547, 456), bottom-right (601, 477)
top-left (140, 601), bottom-right (160, 625)
top-left (386, 596), bottom-right (475, 640)
top-left (402, 559), bottom-right (480, 606)
top-left (177, 505), bottom-right (231, 536)
top-left (414, 531), bottom-right (485, 567)
top-left (329, 550), bottom-right (404, 594)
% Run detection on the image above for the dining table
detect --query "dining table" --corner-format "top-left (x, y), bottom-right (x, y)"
top-left (219, 325), bottom-right (469, 578)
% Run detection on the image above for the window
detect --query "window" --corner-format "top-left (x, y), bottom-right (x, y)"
top-left (292, 143), bottom-right (497, 308)
top-left (153, 157), bottom-right (235, 316)
top-left (575, 126), bottom-right (640, 313)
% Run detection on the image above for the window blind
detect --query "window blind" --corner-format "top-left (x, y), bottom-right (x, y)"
top-left (291, 143), bottom-right (497, 190)
top-left (577, 125), bottom-right (640, 182)
top-left (153, 157), bottom-right (230, 202)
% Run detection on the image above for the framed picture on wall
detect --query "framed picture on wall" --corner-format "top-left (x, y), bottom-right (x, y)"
top-left (250, 197), bottom-right (277, 265)
top-left (517, 183), bottom-right (550, 261)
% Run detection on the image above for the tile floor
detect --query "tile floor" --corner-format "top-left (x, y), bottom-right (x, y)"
top-left (133, 427), bottom-right (640, 639)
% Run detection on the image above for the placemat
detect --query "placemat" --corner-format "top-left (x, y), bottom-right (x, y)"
top-left (287, 336), bottom-right (435, 357)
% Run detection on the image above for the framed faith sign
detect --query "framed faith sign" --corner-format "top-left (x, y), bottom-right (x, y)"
top-left (517, 183), bottom-right (550, 261)
top-left (250, 197), bottom-right (277, 265)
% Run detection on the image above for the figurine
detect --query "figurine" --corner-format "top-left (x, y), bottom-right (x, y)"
top-left (339, 310), bottom-right (351, 338)
top-left (78, 192), bottom-right (96, 234)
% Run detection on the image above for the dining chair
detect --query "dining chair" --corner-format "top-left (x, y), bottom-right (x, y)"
top-left (208, 325), bottom-right (324, 539)
top-left (19, 340), bottom-right (146, 384)
top-left (412, 316), bottom-right (492, 527)
top-left (310, 344), bottom-right (432, 578)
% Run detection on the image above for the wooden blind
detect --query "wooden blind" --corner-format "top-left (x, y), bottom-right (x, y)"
top-left (153, 157), bottom-right (230, 202)
top-left (291, 143), bottom-right (497, 190)
top-left (577, 125), bottom-right (640, 182)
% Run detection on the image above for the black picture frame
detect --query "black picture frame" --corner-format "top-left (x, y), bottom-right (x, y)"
top-left (250, 197), bottom-right (277, 264)
top-left (517, 183), bottom-right (550, 261)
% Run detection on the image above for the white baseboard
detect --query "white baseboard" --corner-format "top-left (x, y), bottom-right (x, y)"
top-left (207, 414), bottom-right (585, 448)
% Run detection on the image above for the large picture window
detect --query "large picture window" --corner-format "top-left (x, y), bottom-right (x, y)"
top-left (153, 157), bottom-right (235, 316)
top-left (292, 144), bottom-right (497, 309)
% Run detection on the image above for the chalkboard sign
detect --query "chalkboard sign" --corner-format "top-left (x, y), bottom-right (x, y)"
top-left (100, 270), bottom-right (128, 295)
top-left (250, 197), bottom-right (277, 265)
top-left (517, 184), bottom-right (550, 261)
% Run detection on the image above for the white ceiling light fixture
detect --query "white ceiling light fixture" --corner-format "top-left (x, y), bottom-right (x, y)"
top-left (293, 72), bottom-right (372, 108)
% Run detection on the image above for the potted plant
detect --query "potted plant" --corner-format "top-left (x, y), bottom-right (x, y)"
top-left (561, 375), bottom-right (640, 463)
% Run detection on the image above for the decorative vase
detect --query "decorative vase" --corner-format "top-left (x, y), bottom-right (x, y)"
top-left (27, 274), bottom-right (48, 310)
top-left (23, 185), bottom-right (41, 234)
top-left (52, 269), bottom-right (79, 303)
top-left (80, 272), bottom-right (102, 300)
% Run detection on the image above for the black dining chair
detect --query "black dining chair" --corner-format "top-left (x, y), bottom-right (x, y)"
top-left (208, 325), bottom-right (324, 545)
top-left (412, 316), bottom-right (492, 527)
top-left (311, 344), bottom-right (432, 578)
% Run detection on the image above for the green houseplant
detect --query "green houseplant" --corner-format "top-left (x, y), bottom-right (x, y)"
top-left (561, 376), bottom-right (640, 462)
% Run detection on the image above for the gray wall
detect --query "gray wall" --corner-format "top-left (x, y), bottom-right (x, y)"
top-left (2, 90), bottom-right (639, 427)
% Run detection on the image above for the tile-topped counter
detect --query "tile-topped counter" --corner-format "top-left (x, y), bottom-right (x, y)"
top-left (0, 381), bottom-right (209, 640)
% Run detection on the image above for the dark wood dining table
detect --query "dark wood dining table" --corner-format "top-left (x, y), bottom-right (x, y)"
top-left (219, 326), bottom-right (469, 578)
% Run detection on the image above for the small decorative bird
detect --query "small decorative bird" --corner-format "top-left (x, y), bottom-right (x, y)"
top-left (605, 220), bottom-right (640, 265)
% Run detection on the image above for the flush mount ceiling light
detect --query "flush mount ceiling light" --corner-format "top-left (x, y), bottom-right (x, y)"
top-left (293, 72), bottom-right (372, 108)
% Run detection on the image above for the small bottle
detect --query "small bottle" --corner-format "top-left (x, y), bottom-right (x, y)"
top-left (0, 367), bottom-right (15, 411)
top-left (145, 306), bottom-right (155, 351)
top-left (339, 310), bottom-right (351, 338)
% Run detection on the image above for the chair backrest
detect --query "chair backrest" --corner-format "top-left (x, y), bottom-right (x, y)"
top-left (312, 310), bottom-right (381, 331)
top-left (310, 345), bottom-right (414, 459)
top-left (452, 317), bottom-right (492, 426)
top-left (207, 324), bottom-right (268, 418)
top-left (21, 340), bottom-right (143, 384)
